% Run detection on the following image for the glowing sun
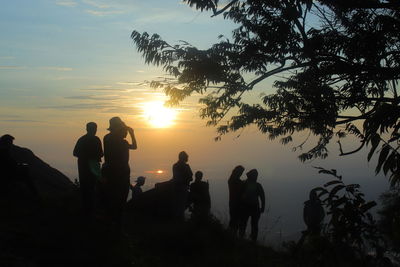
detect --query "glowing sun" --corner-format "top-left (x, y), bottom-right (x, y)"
top-left (142, 101), bottom-right (177, 128)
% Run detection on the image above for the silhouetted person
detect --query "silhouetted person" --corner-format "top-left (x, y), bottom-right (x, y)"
top-left (73, 122), bottom-right (103, 215)
top-left (303, 189), bottom-right (325, 234)
top-left (0, 134), bottom-right (39, 199)
top-left (130, 176), bottom-right (145, 201)
top-left (189, 171), bottom-right (211, 220)
top-left (102, 117), bottom-right (137, 229)
top-left (228, 165), bottom-right (245, 235)
top-left (297, 189), bottom-right (325, 247)
top-left (239, 169), bottom-right (265, 242)
top-left (172, 151), bottom-right (193, 220)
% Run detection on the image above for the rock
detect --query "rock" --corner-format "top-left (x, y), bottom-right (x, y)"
top-left (9, 145), bottom-right (74, 196)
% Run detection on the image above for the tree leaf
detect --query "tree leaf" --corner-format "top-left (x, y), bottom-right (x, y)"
top-left (376, 144), bottom-right (391, 174)
top-left (367, 134), bottom-right (380, 162)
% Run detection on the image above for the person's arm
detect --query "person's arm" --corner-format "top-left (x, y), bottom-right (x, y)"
top-left (127, 127), bottom-right (137, 150)
top-left (206, 181), bottom-right (211, 209)
top-left (73, 138), bottom-right (81, 158)
top-left (96, 137), bottom-right (104, 161)
top-left (187, 165), bottom-right (193, 182)
top-left (259, 183), bottom-right (265, 213)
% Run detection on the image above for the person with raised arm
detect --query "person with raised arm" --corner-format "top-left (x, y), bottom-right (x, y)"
top-left (102, 117), bottom-right (137, 229)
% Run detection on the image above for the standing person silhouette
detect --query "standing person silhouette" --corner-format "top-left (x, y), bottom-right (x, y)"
top-left (73, 122), bottom-right (103, 215)
top-left (228, 165), bottom-right (245, 235)
top-left (297, 189), bottom-right (325, 247)
top-left (239, 169), bottom-right (265, 242)
top-left (189, 171), bottom-right (211, 221)
top-left (102, 117), bottom-right (137, 229)
top-left (303, 189), bottom-right (325, 235)
top-left (172, 151), bottom-right (193, 220)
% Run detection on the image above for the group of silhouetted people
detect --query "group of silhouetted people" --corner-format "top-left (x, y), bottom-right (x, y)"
top-left (71, 118), bottom-right (272, 240)
top-left (228, 165), bottom-right (266, 241)
top-left (1, 117), bottom-right (324, 242)
top-left (73, 117), bottom-right (137, 229)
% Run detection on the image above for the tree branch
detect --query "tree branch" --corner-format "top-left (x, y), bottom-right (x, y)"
top-left (338, 139), bottom-right (365, 156)
top-left (211, 0), bottom-right (239, 17)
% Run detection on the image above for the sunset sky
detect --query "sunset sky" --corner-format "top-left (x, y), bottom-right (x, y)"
top-left (0, 0), bottom-right (389, 240)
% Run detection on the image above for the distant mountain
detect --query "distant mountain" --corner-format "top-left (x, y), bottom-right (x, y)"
top-left (9, 144), bottom-right (74, 196)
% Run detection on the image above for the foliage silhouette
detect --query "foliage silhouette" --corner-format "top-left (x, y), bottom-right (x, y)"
top-left (378, 188), bottom-right (400, 252)
top-left (313, 167), bottom-right (383, 260)
top-left (131, 0), bottom-right (400, 184)
top-left (287, 167), bottom-right (388, 266)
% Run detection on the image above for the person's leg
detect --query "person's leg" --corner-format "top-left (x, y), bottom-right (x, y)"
top-left (229, 205), bottom-right (240, 234)
top-left (250, 211), bottom-right (260, 242)
top-left (109, 175), bottom-right (130, 230)
top-left (239, 212), bottom-right (250, 239)
top-left (79, 174), bottom-right (93, 214)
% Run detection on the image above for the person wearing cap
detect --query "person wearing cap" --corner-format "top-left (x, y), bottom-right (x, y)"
top-left (171, 151), bottom-right (193, 220)
top-left (238, 169), bottom-right (265, 242)
top-left (0, 134), bottom-right (39, 199)
top-left (73, 122), bottom-right (103, 215)
top-left (130, 176), bottom-right (145, 201)
top-left (102, 116), bottom-right (137, 228)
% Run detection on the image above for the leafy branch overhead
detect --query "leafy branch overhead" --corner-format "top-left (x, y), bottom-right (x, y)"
top-left (131, 0), bottom-right (400, 185)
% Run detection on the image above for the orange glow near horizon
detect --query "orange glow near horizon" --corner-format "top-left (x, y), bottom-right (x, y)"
top-left (142, 101), bottom-right (177, 128)
top-left (145, 169), bottom-right (165, 174)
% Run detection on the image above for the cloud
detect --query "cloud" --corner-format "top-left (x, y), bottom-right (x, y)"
top-left (81, 88), bottom-right (130, 92)
top-left (40, 102), bottom-right (141, 114)
top-left (0, 56), bottom-right (15, 60)
top-left (101, 106), bottom-right (141, 114)
top-left (85, 9), bottom-right (124, 16)
top-left (40, 103), bottom-right (112, 110)
top-left (56, 1), bottom-right (78, 7)
top-left (83, 0), bottom-right (110, 9)
top-left (64, 95), bottom-right (124, 101)
top-left (0, 66), bottom-right (26, 70)
top-left (116, 81), bottom-right (149, 86)
top-left (1, 119), bottom-right (43, 123)
top-left (40, 66), bottom-right (73, 71)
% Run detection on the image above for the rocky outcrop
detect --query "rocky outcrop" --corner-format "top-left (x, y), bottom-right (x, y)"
top-left (9, 145), bottom-right (74, 196)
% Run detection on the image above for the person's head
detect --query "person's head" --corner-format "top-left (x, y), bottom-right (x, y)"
top-left (195, 171), bottom-right (203, 182)
top-left (178, 151), bottom-right (188, 163)
top-left (0, 134), bottom-right (15, 148)
top-left (86, 122), bottom-right (97, 136)
top-left (108, 117), bottom-right (128, 138)
top-left (136, 176), bottom-right (146, 186)
top-left (108, 117), bottom-right (127, 132)
top-left (309, 189), bottom-right (319, 201)
top-left (231, 165), bottom-right (245, 179)
top-left (246, 169), bottom-right (258, 182)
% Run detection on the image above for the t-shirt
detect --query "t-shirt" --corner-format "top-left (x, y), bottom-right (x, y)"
top-left (172, 161), bottom-right (193, 186)
top-left (190, 181), bottom-right (210, 208)
top-left (131, 184), bottom-right (143, 200)
top-left (228, 177), bottom-right (244, 206)
top-left (242, 181), bottom-right (265, 210)
top-left (73, 134), bottom-right (103, 162)
top-left (103, 133), bottom-right (129, 168)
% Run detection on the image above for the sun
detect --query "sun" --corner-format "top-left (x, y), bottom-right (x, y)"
top-left (142, 101), bottom-right (177, 128)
